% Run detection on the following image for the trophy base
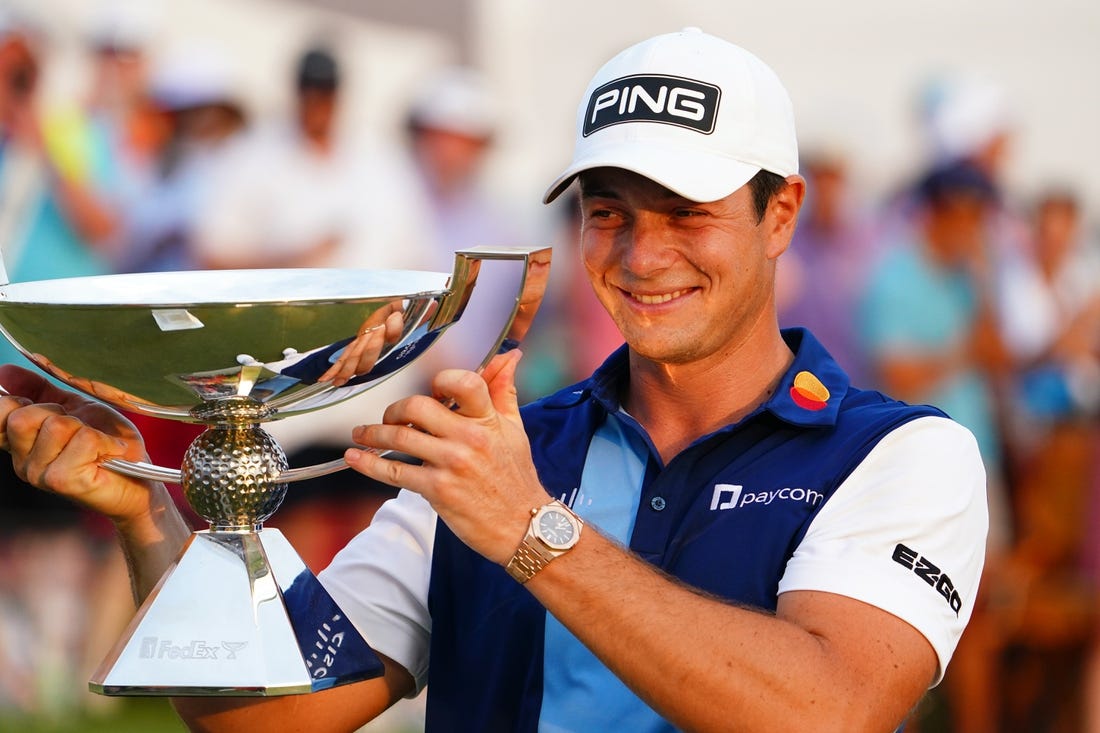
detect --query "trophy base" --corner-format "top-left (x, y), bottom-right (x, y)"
top-left (90, 528), bottom-right (384, 696)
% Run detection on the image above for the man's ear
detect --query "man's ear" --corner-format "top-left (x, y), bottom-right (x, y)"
top-left (764, 174), bottom-right (806, 259)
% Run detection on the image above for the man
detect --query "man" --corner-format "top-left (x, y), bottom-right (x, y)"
top-left (776, 148), bottom-right (876, 386)
top-left (401, 65), bottom-right (529, 386)
top-left (191, 44), bottom-right (430, 273)
top-left (0, 28), bottom-right (986, 732)
top-left (857, 161), bottom-right (1009, 733)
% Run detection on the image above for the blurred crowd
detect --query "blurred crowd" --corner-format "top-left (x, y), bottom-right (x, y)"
top-left (0, 5), bottom-right (1098, 733)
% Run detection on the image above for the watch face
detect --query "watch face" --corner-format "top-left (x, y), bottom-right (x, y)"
top-left (537, 509), bottom-right (577, 549)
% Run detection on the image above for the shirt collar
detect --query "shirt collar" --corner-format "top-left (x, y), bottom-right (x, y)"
top-left (763, 328), bottom-right (850, 427)
top-left (564, 329), bottom-right (849, 427)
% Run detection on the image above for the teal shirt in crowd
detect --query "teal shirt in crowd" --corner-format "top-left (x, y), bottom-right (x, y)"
top-left (858, 242), bottom-right (1002, 468)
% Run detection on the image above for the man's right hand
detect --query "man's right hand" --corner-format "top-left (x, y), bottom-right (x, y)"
top-left (0, 363), bottom-right (158, 524)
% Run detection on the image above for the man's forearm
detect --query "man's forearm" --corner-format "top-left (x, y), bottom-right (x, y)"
top-left (112, 481), bottom-right (194, 603)
top-left (524, 529), bottom-right (934, 733)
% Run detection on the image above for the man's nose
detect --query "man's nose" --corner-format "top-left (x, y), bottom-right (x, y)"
top-left (619, 213), bottom-right (673, 276)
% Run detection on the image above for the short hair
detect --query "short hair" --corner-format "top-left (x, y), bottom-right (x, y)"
top-left (747, 169), bottom-right (787, 223)
top-left (916, 160), bottom-right (997, 208)
top-left (297, 47), bottom-right (339, 92)
top-left (574, 168), bottom-right (786, 222)
top-left (1033, 186), bottom-right (1079, 216)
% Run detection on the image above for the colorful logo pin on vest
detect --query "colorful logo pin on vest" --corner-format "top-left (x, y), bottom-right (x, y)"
top-left (790, 371), bottom-right (830, 411)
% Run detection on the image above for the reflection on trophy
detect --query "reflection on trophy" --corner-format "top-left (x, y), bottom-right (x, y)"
top-left (0, 245), bottom-right (551, 696)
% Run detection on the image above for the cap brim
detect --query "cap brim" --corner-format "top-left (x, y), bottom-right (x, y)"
top-left (542, 140), bottom-right (761, 204)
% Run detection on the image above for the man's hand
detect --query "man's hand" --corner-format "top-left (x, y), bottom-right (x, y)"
top-left (0, 363), bottom-right (157, 524)
top-left (344, 350), bottom-right (548, 565)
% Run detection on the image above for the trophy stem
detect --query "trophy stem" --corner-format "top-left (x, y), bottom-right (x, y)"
top-left (182, 423), bottom-right (287, 530)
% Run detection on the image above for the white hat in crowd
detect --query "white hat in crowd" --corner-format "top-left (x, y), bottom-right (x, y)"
top-left (544, 27), bottom-right (798, 204)
top-left (922, 72), bottom-right (1012, 163)
top-left (150, 40), bottom-right (241, 111)
top-left (407, 66), bottom-right (497, 140)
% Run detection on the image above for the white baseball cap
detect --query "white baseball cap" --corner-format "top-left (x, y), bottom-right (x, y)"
top-left (543, 27), bottom-right (798, 204)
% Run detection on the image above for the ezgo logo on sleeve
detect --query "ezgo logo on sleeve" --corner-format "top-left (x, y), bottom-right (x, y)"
top-left (710, 483), bottom-right (823, 511)
top-left (583, 74), bottom-right (721, 136)
top-left (892, 543), bottom-right (963, 615)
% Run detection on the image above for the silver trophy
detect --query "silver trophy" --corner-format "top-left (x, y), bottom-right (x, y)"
top-left (0, 245), bottom-right (550, 696)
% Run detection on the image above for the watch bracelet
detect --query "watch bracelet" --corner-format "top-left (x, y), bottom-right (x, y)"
top-left (505, 537), bottom-right (554, 583)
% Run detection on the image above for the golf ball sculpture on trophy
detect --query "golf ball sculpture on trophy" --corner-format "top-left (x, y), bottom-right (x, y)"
top-left (0, 245), bottom-right (550, 696)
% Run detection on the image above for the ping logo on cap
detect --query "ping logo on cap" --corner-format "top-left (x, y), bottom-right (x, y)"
top-left (583, 74), bottom-right (720, 137)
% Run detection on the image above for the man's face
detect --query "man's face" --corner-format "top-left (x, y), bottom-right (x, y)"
top-left (578, 167), bottom-right (791, 366)
top-left (926, 194), bottom-right (990, 264)
top-left (0, 37), bottom-right (37, 121)
top-left (411, 126), bottom-right (491, 191)
top-left (297, 88), bottom-right (338, 141)
top-left (1035, 198), bottom-right (1078, 264)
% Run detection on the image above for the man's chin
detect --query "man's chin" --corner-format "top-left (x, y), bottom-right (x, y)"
top-left (626, 339), bottom-right (701, 367)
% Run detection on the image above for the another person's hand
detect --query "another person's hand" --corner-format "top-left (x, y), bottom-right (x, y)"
top-left (0, 364), bottom-right (157, 524)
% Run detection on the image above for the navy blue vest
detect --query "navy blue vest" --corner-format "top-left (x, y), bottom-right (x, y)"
top-left (424, 329), bottom-right (943, 731)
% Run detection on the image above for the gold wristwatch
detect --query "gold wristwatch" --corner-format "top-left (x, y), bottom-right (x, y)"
top-left (505, 500), bottom-right (583, 583)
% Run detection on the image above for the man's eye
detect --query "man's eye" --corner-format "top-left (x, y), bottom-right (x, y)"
top-left (585, 208), bottom-right (619, 222)
top-left (674, 208), bottom-right (704, 218)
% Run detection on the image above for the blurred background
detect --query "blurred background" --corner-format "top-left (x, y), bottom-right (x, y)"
top-left (0, 0), bottom-right (1097, 731)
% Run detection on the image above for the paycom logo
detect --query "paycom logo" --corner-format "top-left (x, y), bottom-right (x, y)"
top-left (710, 483), bottom-right (823, 511)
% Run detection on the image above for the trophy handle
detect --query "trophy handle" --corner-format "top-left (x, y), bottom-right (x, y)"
top-left (0, 379), bottom-right (178, 481)
top-left (91, 246), bottom-right (552, 486)
top-left (101, 457), bottom-right (183, 483)
top-left (278, 245), bottom-right (552, 484)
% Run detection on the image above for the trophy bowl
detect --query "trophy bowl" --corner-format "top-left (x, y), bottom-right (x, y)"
top-left (0, 245), bottom-right (551, 696)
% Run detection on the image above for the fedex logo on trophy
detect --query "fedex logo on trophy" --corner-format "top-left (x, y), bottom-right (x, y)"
top-left (583, 74), bottom-right (721, 136)
top-left (138, 636), bottom-right (248, 661)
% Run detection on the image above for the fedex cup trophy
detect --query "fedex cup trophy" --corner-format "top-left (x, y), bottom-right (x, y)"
top-left (0, 246), bottom-right (550, 696)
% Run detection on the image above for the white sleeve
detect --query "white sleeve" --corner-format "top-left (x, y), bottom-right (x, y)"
top-left (777, 415), bottom-right (988, 685)
top-left (318, 488), bottom-right (437, 693)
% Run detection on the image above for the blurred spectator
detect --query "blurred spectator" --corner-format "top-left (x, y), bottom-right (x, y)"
top-left (0, 18), bottom-right (120, 286)
top-left (878, 71), bottom-right (1028, 281)
top-left (43, 5), bottom-right (165, 274)
top-left (859, 160), bottom-right (1011, 487)
top-left (996, 188), bottom-right (1100, 445)
top-left (857, 161), bottom-right (1015, 733)
top-left (966, 187), bottom-right (1100, 733)
top-left (192, 42), bottom-right (430, 272)
top-left (404, 65), bottom-right (509, 254)
top-left (920, 71), bottom-right (1012, 179)
top-left (920, 70), bottom-right (1031, 267)
top-left (401, 65), bottom-right (529, 389)
top-left (777, 149), bottom-right (877, 385)
top-left (117, 39), bottom-right (246, 272)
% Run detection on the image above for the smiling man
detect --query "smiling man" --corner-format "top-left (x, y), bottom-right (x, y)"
top-left (0, 28), bottom-right (987, 733)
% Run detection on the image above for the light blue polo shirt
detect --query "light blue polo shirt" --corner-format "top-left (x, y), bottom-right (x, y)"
top-left (539, 410), bottom-right (661, 732)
